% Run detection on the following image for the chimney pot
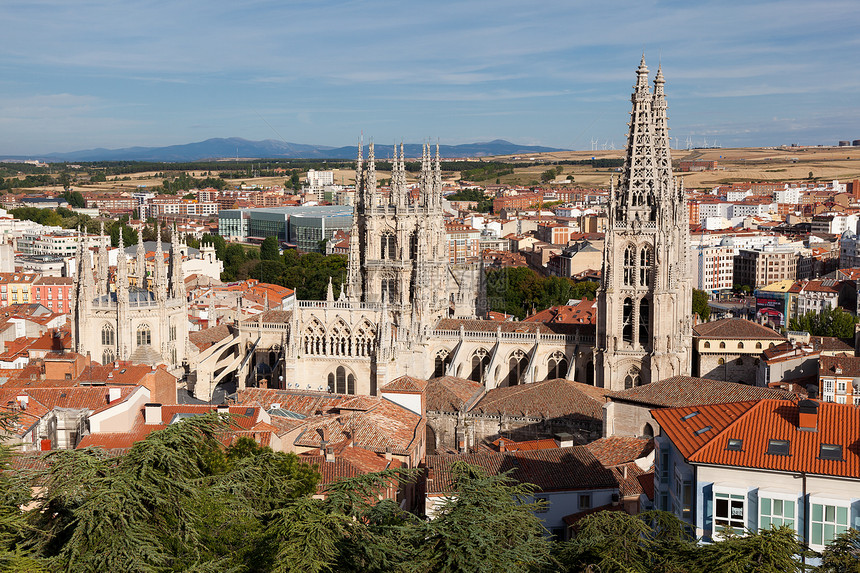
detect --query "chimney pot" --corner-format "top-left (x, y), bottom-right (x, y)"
top-left (325, 446), bottom-right (335, 462)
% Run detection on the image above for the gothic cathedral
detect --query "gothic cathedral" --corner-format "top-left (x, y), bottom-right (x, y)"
top-left (595, 57), bottom-right (692, 390)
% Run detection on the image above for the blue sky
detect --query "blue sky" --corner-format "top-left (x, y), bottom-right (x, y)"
top-left (2, 0), bottom-right (859, 155)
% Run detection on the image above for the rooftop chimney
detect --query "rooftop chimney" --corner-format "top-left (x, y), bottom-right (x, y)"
top-left (144, 403), bottom-right (162, 425)
top-left (325, 446), bottom-right (335, 463)
top-left (216, 404), bottom-right (229, 415)
top-left (798, 399), bottom-right (819, 431)
top-left (555, 432), bottom-right (574, 448)
top-left (498, 438), bottom-right (506, 453)
top-left (384, 446), bottom-right (392, 460)
top-left (16, 395), bottom-right (28, 410)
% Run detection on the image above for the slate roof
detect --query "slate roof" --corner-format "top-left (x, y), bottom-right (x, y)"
top-left (584, 437), bottom-right (654, 467)
top-left (471, 378), bottom-right (608, 421)
top-left (606, 376), bottom-right (796, 408)
top-left (425, 376), bottom-right (484, 412)
top-left (693, 318), bottom-right (786, 340)
top-left (654, 399), bottom-right (860, 479)
top-left (425, 446), bottom-right (617, 494)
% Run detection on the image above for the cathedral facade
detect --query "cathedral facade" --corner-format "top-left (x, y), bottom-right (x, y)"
top-left (71, 225), bottom-right (189, 372)
top-left (276, 143), bottom-right (481, 395)
top-left (595, 57), bottom-right (693, 390)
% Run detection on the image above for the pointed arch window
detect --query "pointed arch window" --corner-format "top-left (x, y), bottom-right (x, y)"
top-left (622, 297), bottom-right (633, 343)
top-left (470, 349), bottom-right (490, 383)
top-left (102, 348), bottom-right (115, 365)
top-left (639, 247), bottom-right (651, 287)
top-left (434, 349), bottom-right (452, 378)
top-left (623, 245), bottom-right (635, 286)
top-left (380, 232), bottom-right (397, 260)
top-left (410, 232), bottom-right (418, 260)
top-left (381, 277), bottom-right (397, 303)
top-left (507, 349), bottom-right (528, 386)
top-left (638, 297), bottom-right (650, 347)
top-left (546, 351), bottom-right (568, 380)
top-left (101, 323), bottom-right (115, 347)
top-left (136, 324), bottom-right (151, 347)
top-left (624, 367), bottom-right (641, 389)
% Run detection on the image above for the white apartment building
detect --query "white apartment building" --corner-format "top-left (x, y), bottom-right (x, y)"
top-left (307, 170), bottom-right (334, 187)
top-left (693, 245), bottom-right (734, 292)
top-left (774, 187), bottom-right (801, 204)
top-left (17, 231), bottom-right (109, 257)
top-left (729, 202), bottom-right (776, 219)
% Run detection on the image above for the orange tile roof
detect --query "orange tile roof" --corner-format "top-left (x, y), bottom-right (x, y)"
top-left (584, 437), bottom-right (654, 467)
top-left (653, 399), bottom-right (860, 479)
top-left (693, 318), bottom-right (786, 340)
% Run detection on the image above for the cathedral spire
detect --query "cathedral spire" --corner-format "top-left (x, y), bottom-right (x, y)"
top-left (615, 55), bottom-right (657, 223)
top-left (652, 64), bottom-right (672, 195)
top-left (366, 142), bottom-right (377, 211)
top-left (135, 223), bottom-right (146, 285)
top-left (116, 226), bottom-right (128, 296)
top-left (97, 221), bottom-right (109, 296)
top-left (154, 223), bottom-right (167, 302)
top-left (168, 224), bottom-right (185, 300)
top-left (434, 142), bottom-right (442, 208)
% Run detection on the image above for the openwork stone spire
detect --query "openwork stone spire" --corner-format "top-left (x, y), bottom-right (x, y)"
top-left (615, 55), bottom-right (657, 224)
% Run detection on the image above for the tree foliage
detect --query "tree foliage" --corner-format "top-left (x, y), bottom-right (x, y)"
top-left (486, 267), bottom-right (597, 319)
top-left (692, 288), bottom-right (711, 322)
top-left (788, 307), bottom-right (859, 339)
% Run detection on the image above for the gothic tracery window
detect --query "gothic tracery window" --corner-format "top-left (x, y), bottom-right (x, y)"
top-left (546, 350), bottom-right (568, 380)
top-left (381, 276), bottom-right (397, 303)
top-left (638, 297), bottom-right (650, 347)
top-left (622, 297), bottom-right (633, 343)
top-left (102, 349), bottom-right (115, 365)
top-left (101, 323), bottom-right (115, 347)
top-left (639, 247), bottom-right (651, 287)
top-left (380, 232), bottom-right (396, 260)
top-left (136, 324), bottom-right (151, 347)
top-left (507, 349), bottom-right (528, 386)
top-left (354, 320), bottom-right (376, 357)
top-left (469, 348), bottom-right (490, 383)
top-left (624, 367), bottom-right (641, 389)
top-left (329, 319), bottom-right (351, 356)
top-left (623, 245), bottom-right (635, 286)
top-left (434, 349), bottom-right (452, 378)
top-left (303, 319), bottom-right (326, 355)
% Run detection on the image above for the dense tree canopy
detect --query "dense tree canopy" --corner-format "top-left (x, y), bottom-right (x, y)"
top-left (0, 415), bottom-right (856, 571)
top-left (788, 307), bottom-right (859, 339)
top-left (486, 267), bottom-right (597, 319)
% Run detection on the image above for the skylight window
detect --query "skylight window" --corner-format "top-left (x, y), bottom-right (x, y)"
top-left (726, 439), bottom-right (743, 451)
top-left (681, 411), bottom-right (699, 421)
top-left (694, 426), bottom-right (712, 436)
top-left (819, 444), bottom-right (843, 461)
top-left (767, 439), bottom-right (790, 456)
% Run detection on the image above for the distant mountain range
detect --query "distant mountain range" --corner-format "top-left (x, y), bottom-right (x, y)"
top-left (6, 138), bottom-right (567, 163)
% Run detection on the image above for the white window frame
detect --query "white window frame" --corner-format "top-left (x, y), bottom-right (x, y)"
top-left (809, 497), bottom-right (850, 550)
top-left (757, 489), bottom-right (798, 534)
top-left (713, 486), bottom-right (747, 539)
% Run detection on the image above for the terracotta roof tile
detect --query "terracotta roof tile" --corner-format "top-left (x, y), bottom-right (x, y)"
top-left (471, 378), bottom-right (608, 422)
top-left (607, 376), bottom-right (796, 408)
top-left (188, 325), bottom-right (235, 351)
top-left (819, 354), bottom-right (860, 378)
top-left (657, 399), bottom-right (860, 479)
top-left (425, 376), bottom-right (484, 412)
top-left (380, 375), bottom-right (428, 393)
top-left (693, 318), bottom-right (786, 340)
top-left (651, 401), bottom-right (758, 459)
top-left (585, 437), bottom-right (654, 467)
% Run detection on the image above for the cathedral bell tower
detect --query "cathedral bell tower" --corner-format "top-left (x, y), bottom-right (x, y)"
top-left (595, 57), bottom-right (692, 390)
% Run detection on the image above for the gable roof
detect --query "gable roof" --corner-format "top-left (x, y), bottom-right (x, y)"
top-left (654, 399), bottom-right (860, 479)
top-left (693, 318), bottom-right (786, 340)
top-left (380, 375), bottom-right (428, 393)
top-left (819, 354), bottom-right (860, 378)
top-left (425, 376), bottom-right (484, 412)
top-left (584, 437), bottom-right (654, 467)
top-left (607, 376), bottom-right (796, 408)
top-left (470, 378), bottom-right (608, 421)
